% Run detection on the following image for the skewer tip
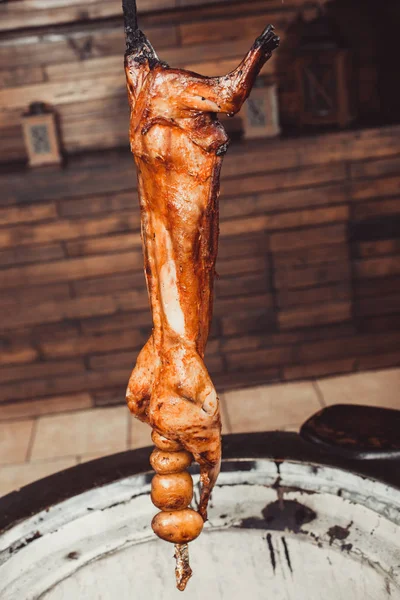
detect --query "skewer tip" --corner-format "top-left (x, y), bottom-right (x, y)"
top-left (174, 544), bottom-right (193, 591)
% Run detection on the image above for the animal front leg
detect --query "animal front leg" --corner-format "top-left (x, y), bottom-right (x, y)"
top-left (149, 345), bottom-right (221, 521)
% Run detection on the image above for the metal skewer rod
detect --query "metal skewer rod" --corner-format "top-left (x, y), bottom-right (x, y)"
top-left (175, 543), bottom-right (193, 592)
top-left (122, 0), bottom-right (138, 53)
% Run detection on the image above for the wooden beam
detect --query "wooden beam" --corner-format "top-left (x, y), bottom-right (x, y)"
top-left (0, 0), bottom-right (176, 33)
top-left (0, 73), bottom-right (126, 110)
top-left (1, 125), bottom-right (400, 206)
top-left (1, 288), bottom-right (149, 330)
top-left (0, 0), bottom-right (309, 33)
top-left (221, 205), bottom-right (349, 237)
top-left (0, 214), bottom-right (140, 250)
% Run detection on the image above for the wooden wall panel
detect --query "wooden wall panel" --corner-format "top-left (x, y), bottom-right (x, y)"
top-left (0, 214), bottom-right (140, 249)
top-left (278, 301), bottom-right (352, 330)
top-left (2, 289), bottom-right (149, 330)
top-left (2, 124), bottom-right (400, 405)
top-left (0, 0), bottom-right (179, 32)
top-left (2, 126), bottom-right (399, 207)
top-left (0, 244), bottom-right (65, 268)
top-left (3, 0), bottom-right (280, 34)
top-left (41, 329), bottom-right (148, 360)
top-left (0, 284), bottom-right (72, 312)
top-left (1, 0), bottom-right (400, 405)
top-left (0, 0), bottom-right (384, 164)
top-left (276, 283), bottom-right (351, 308)
top-left (283, 358), bottom-right (356, 381)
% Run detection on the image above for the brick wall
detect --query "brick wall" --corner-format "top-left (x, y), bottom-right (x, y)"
top-left (1, 124), bottom-right (400, 408)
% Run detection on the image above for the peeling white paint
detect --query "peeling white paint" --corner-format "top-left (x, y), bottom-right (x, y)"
top-left (1, 460), bottom-right (399, 599)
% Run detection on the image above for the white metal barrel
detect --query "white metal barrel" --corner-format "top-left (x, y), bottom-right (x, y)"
top-left (0, 433), bottom-right (399, 599)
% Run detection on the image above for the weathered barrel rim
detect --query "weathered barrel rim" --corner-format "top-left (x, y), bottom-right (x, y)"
top-left (1, 431), bottom-right (399, 535)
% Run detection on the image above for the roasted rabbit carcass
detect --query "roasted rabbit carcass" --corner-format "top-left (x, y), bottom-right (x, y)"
top-left (123, 3), bottom-right (279, 589)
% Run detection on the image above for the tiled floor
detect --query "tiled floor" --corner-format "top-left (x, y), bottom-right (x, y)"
top-left (0, 367), bottom-right (399, 498)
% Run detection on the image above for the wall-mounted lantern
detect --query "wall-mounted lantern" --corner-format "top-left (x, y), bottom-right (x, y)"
top-left (21, 102), bottom-right (62, 167)
top-left (295, 12), bottom-right (356, 129)
top-left (242, 77), bottom-right (280, 139)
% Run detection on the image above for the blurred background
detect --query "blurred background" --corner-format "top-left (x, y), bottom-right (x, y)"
top-left (1, 0), bottom-right (400, 493)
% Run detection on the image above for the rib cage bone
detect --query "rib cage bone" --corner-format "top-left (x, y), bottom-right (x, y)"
top-left (122, 0), bottom-right (280, 590)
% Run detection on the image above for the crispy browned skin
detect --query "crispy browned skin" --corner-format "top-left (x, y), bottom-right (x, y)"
top-left (125, 26), bottom-right (279, 538)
